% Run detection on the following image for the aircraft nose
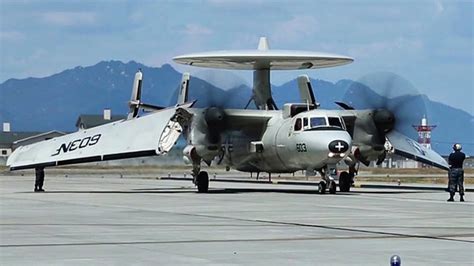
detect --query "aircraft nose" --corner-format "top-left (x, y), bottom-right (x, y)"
top-left (295, 130), bottom-right (352, 166)
top-left (325, 131), bottom-right (352, 159)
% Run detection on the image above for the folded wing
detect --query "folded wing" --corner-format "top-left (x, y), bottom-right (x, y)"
top-left (386, 130), bottom-right (449, 170)
top-left (7, 106), bottom-right (189, 170)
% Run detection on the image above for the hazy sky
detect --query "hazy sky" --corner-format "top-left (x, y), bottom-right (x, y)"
top-left (1, 0), bottom-right (472, 114)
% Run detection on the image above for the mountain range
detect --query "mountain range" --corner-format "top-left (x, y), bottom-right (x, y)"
top-left (0, 60), bottom-right (472, 155)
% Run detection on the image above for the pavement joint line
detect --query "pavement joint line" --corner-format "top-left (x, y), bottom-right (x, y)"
top-left (2, 233), bottom-right (473, 249)
top-left (163, 210), bottom-right (474, 244)
top-left (0, 235), bottom-right (421, 248)
top-left (248, 219), bottom-right (474, 244)
top-left (1, 223), bottom-right (472, 230)
top-left (0, 223), bottom-right (286, 227)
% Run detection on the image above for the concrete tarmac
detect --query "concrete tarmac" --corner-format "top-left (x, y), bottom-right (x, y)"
top-left (1, 174), bottom-right (473, 265)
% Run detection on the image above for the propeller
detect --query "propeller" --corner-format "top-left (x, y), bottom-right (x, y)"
top-left (342, 72), bottom-right (429, 139)
top-left (183, 70), bottom-right (248, 164)
top-left (192, 75), bottom-right (230, 144)
top-left (340, 72), bottom-right (430, 165)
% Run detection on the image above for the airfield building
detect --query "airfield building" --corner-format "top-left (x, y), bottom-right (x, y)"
top-left (75, 109), bottom-right (126, 130)
top-left (0, 122), bottom-right (66, 164)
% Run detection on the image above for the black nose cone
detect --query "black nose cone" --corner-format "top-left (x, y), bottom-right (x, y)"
top-left (328, 140), bottom-right (349, 153)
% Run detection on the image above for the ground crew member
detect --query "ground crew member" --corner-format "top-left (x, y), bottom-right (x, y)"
top-left (34, 167), bottom-right (45, 192)
top-left (447, 143), bottom-right (465, 202)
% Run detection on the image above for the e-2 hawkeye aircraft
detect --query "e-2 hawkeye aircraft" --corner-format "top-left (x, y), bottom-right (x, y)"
top-left (7, 37), bottom-right (448, 194)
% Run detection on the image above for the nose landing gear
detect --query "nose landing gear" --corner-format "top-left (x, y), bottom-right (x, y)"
top-left (318, 181), bottom-right (326, 194)
top-left (318, 164), bottom-right (338, 194)
top-left (318, 179), bottom-right (337, 194)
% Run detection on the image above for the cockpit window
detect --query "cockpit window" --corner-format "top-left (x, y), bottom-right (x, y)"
top-left (306, 116), bottom-right (345, 131)
top-left (310, 117), bottom-right (327, 128)
top-left (294, 118), bottom-right (302, 131)
top-left (328, 117), bottom-right (343, 128)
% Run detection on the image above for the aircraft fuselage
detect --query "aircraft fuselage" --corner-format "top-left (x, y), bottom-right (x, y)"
top-left (185, 108), bottom-right (352, 173)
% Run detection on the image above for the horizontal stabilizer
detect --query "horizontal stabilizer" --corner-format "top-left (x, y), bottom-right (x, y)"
top-left (335, 101), bottom-right (354, 110)
top-left (7, 107), bottom-right (187, 170)
top-left (386, 130), bottom-right (449, 170)
top-left (139, 103), bottom-right (164, 112)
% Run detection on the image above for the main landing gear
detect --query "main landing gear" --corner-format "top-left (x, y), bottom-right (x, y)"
top-left (192, 159), bottom-right (209, 193)
top-left (338, 171), bottom-right (352, 192)
top-left (195, 171), bottom-right (209, 193)
top-left (338, 164), bottom-right (357, 192)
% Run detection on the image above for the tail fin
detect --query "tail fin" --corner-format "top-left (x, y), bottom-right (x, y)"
top-left (297, 75), bottom-right (319, 108)
top-left (127, 70), bottom-right (164, 119)
top-left (177, 73), bottom-right (190, 105)
top-left (128, 70), bottom-right (143, 119)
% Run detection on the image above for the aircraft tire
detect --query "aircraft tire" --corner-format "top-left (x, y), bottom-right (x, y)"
top-left (318, 181), bottom-right (326, 194)
top-left (197, 171), bottom-right (209, 193)
top-left (329, 181), bottom-right (337, 194)
top-left (339, 171), bottom-right (351, 192)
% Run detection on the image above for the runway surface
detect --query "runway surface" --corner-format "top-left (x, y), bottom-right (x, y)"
top-left (1, 174), bottom-right (473, 265)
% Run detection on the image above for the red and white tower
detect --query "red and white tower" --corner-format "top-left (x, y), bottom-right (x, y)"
top-left (412, 115), bottom-right (436, 150)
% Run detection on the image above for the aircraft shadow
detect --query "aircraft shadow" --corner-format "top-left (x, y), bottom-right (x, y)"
top-left (18, 187), bottom-right (427, 195)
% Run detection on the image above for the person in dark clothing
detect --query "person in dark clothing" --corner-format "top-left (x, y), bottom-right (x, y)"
top-left (34, 167), bottom-right (45, 192)
top-left (447, 143), bottom-right (465, 202)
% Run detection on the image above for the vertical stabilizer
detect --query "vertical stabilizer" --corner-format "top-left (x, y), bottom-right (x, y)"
top-left (297, 75), bottom-right (318, 108)
top-left (128, 70), bottom-right (143, 119)
top-left (177, 73), bottom-right (190, 105)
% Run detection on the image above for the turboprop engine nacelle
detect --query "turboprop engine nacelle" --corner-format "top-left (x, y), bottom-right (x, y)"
top-left (185, 107), bottom-right (227, 164)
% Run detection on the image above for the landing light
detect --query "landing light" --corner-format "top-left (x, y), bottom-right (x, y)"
top-left (329, 152), bottom-right (346, 158)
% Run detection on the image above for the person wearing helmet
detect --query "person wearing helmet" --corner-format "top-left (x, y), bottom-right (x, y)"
top-left (447, 143), bottom-right (466, 202)
top-left (390, 255), bottom-right (401, 266)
